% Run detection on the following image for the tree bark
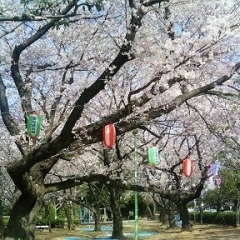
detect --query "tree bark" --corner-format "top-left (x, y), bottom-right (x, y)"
top-left (178, 202), bottom-right (192, 231)
top-left (45, 204), bottom-right (52, 233)
top-left (0, 167), bottom-right (4, 239)
top-left (168, 208), bottom-right (177, 229)
top-left (0, 198), bottom-right (3, 240)
top-left (94, 210), bottom-right (101, 231)
top-left (146, 204), bottom-right (153, 219)
top-left (156, 198), bottom-right (176, 227)
top-left (4, 193), bottom-right (43, 240)
top-left (63, 203), bottom-right (73, 230)
top-left (108, 186), bottom-right (124, 239)
top-left (235, 199), bottom-right (239, 227)
top-left (164, 200), bottom-right (177, 228)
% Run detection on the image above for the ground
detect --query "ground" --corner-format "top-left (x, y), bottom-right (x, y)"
top-left (35, 220), bottom-right (240, 240)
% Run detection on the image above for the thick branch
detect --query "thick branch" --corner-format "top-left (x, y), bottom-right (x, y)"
top-left (44, 174), bottom-right (110, 193)
top-left (141, 0), bottom-right (169, 7)
top-left (0, 74), bottom-right (26, 155)
top-left (45, 172), bottom-right (205, 205)
top-left (60, 5), bottom-right (146, 134)
top-left (0, 74), bottom-right (19, 136)
top-left (0, 14), bottom-right (75, 22)
top-left (74, 62), bottom-right (240, 146)
top-left (10, 0), bottom-right (80, 115)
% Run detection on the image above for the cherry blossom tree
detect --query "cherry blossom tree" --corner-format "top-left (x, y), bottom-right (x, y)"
top-left (0, 0), bottom-right (240, 239)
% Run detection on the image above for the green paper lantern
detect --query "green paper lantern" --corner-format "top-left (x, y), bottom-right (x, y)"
top-left (148, 147), bottom-right (159, 166)
top-left (27, 113), bottom-right (43, 139)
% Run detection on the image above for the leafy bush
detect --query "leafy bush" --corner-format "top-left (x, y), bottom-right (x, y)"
top-left (190, 211), bottom-right (237, 226)
top-left (214, 212), bottom-right (236, 225)
top-left (202, 212), bottom-right (218, 224)
top-left (73, 217), bottom-right (80, 225)
top-left (35, 217), bottom-right (65, 228)
top-left (50, 218), bottom-right (65, 228)
top-left (3, 216), bottom-right (10, 227)
top-left (35, 217), bottom-right (48, 226)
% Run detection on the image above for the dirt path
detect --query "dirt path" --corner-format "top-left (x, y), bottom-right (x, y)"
top-left (152, 225), bottom-right (240, 240)
top-left (35, 221), bottom-right (240, 240)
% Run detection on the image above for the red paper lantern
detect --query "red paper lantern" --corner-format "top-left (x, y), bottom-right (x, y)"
top-left (103, 123), bottom-right (116, 148)
top-left (183, 157), bottom-right (194, 177)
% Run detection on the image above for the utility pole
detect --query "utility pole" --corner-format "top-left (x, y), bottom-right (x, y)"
top-left (0, 166), bottom-right (4, 238)
top-left (133, 130), bottom-right (138, 240)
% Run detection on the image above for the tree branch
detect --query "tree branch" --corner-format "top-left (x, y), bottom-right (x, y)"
top-left (10, 0), bottom-right (81, 117)
top-left (60, 5), bottom-right (146, 134)
top-left (141, 0), bottom-right (169, 7)
top-left (0, 74), bottom-right (26, 155)
top-left (75, 62), bottom-right (240, 146)
top-left (44, 174), bottom-right (110, 193)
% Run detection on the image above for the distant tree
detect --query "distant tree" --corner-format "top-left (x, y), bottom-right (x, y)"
top-left (220, 169), bottom-right (240, 225)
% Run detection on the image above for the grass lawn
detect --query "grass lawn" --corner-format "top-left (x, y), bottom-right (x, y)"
top-left (35, 220), bottom-right (240, 240)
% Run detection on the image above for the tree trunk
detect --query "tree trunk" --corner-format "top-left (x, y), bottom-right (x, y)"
top-left (165, 200), bottom-right (177, 229)
top-left (45, 204), bottom-right (52, 233)
top-left (4, 193), bottom-right (43, 240)
top-left (94, 210), bottom-right (101, 231)
top-left (158, 199), bottom-right (176, 228)
top-left (0, 198), bottom-right (3, 237)
top-left (146, 204), bottom-right (153, 219)
top-left (0, 167), bottom-right (4, 239)
top-left (0, 197), bottom-right (3, 240)
top-left (178, 202), bottom-right (192, 231)
top-left (159, 209), bottom-right (168, 225)
top-left (168, 209), bottom-right (177, 229)
top-left (235, 200), bottom-right (239, 227)
top-left (108, 186), bottom-right (124, 239)
top-left (63, 203), bottom-right (73, 230)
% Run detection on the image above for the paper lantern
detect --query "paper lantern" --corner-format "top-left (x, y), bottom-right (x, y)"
top-left (103, 123), bottom-right (116, 148)
top-left (205, 176), bottom-right (215, 190)
top-left (215, 178), bottom-right (221, 186)
top-left (148, 147), bottom-right (160, 166)
top-left (27, 113), bottom-right (43, 139)
top-left (210, 163), bottom-right (220, 176)
top-left (183, 157), bottom-right (194, 177)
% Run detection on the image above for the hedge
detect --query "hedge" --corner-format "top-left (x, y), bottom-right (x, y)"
top-left (190, 211), bottom-right (237, 226)
top-left (35, 218), bottom-right (65, 228)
